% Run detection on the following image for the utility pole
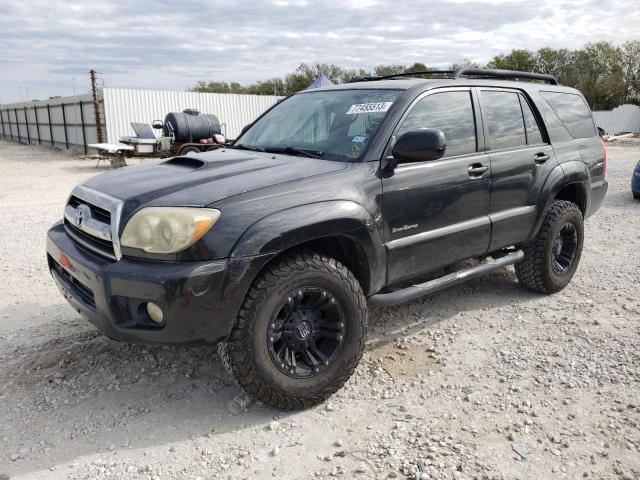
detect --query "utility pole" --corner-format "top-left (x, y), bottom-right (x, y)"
top-left (90, 69), bottom-right (104, 143)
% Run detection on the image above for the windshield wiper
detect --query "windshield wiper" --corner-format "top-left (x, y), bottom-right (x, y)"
top-left (263, 146), bottom-right (324, 158)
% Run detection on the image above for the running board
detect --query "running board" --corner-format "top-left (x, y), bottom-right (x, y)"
top-left (368, 250), bottom-right (524, 307)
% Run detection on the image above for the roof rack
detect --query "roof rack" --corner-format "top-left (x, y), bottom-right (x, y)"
top-left (349, 68), bottom-right (558, 85)
top-left (454, 68), bottom-right (558, 85)
top-left (349, 70), bottom-right (455, 83)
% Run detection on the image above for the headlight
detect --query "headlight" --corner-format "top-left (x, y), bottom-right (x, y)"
top-left (120, 207), bottom-right (220, 254)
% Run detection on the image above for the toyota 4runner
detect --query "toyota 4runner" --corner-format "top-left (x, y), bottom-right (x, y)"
top-left (47, 69), bottom-right (608, 409)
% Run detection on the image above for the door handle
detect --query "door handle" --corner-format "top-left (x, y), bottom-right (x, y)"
top-left (468, 164), bottom-right (489, 177)
top-left (534, 153), bottom-right (550, 164)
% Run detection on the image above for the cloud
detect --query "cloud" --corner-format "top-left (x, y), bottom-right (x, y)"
top-left (0, 0), bottom-right (638, 103)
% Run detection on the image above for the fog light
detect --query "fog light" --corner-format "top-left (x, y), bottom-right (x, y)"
top-left (146, 302), bottom-right (164, 324)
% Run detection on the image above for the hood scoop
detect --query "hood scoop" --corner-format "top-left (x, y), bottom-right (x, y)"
top-left (163, 157), bottom-right (206, 169)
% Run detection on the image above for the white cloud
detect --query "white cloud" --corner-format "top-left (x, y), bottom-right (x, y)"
top-left (0, 0), bottom-right (638, 103)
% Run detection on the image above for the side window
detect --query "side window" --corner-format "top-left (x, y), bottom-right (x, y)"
top-left (519, 95), bottom-right (544, 145)
top-left (482, 90), bottom-right (526, 150)
top-left (397, 91), bottom-right (476, 157)
top-left (540, 91), bottom-right (596, 139)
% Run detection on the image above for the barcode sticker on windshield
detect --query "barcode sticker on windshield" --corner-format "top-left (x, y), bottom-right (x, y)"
top-left (346, 102), bottom-right (393, 115)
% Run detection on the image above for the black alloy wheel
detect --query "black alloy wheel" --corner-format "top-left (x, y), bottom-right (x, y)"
top-left (551, 222), bottom-right (578, 275)
top-left (267, 287), bottom-right (346, 379)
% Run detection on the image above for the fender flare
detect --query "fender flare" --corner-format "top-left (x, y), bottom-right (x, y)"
top-left (230, 200), bottom-right (386, 294)
top-left (531, 161), bottom-right (589, 239)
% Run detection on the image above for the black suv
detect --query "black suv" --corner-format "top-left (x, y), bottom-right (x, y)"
top-left (47, 69), bottom-right (607, 409)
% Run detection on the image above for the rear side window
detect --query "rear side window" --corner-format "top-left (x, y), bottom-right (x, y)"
top-left (397, 91), bottom-right (477, 157)
top-left (482, 91), bottom-right (526, 150)
top-left (519, 97), bottom-right (544, 145)
top-left (540, 91), bottom-right (596, 139)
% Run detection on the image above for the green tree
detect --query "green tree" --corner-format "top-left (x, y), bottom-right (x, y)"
top-left (192, 81), bottom-right (249, 94)
top-left (534, 48), bottom-right (576, 84)
top-left (404, 62), bottom-right (429, 73)
top-left (191, 40), bottom-right (640, 108)
top-left (622, 40), bottom-right (640, 105)
top-left (448, 58), bottom-right (483, 71)
top-left (574, 41), bottom-right (625, 109)
top-left (373, 64), bottom-right (406, 77)
top-left (487, 49), bottom-right (537, 72)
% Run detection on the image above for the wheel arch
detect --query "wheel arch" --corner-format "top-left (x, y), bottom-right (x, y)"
top-left (229, 201), bottom-right (386, 296)
top-left (530, 162), bottom-right (588, 241)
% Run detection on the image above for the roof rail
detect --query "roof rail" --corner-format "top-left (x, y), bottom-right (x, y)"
top-left (453, 68), bottom-right (558, 85)
top-left (349, 70), bottom-right (456, 83)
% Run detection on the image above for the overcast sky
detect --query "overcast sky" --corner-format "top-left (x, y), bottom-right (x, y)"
top-left (1, 0), bottom-right (639, 104)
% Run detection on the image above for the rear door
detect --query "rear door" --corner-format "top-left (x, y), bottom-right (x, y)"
top-left (478, 88), bottom-right (558, 251)
top-left (381, 88), bottom-right (491, 284)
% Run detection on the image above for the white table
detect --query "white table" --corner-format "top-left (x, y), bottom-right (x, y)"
top-left (88, 143), bottom-right (134, 168)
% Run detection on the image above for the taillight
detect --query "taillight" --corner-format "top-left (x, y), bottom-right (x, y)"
top-left (599, 136), bottom-right (607, 176)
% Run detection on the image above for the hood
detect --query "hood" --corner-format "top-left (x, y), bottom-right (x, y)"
top-left (82, 149), bottom-right (349, 208)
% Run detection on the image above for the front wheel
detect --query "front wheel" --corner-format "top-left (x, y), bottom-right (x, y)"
top-left (223, 252), bottom-right (368, 410)
top-left (516, 200), bottom-right (584, 294)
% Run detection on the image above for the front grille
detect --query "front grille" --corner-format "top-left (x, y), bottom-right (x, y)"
top-left (64, 195), bottom-right (117, 260)
top-left (49, 256), bottom-right (96, 310)
top-left (68, 196), bottom-right (111, 224)
top-left (64, 221), bottom-right (117, 259)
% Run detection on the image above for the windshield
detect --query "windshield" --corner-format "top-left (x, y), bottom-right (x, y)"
top-left (235, 89), bottom-right (401, 161)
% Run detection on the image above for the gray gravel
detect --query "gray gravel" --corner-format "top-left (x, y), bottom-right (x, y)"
top-left (0, 139), bottom-right (639, 480)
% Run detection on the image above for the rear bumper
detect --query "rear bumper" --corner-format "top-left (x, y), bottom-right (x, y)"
top-left (46, 221), bottom-right (272, 345)
top-left (586, 178), bottom-right (608, 218)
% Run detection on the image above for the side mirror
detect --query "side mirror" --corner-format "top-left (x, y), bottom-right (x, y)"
top-left (152, 120), bottom-right (164, 130)
top-left (392, 129), bottom-right (446, 163)
top-left (597, 126), bottom-right (606, 137)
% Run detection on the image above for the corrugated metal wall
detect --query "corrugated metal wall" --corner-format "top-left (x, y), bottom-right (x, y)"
top-left (103, 88), bottom-right (281, 143)
top-left (592, 104), bottom-right (640, 135)
top-left (0, 94), bottom-right (105, 152)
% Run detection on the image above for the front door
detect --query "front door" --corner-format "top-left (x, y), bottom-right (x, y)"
top-left (381, 88), bottom-right (491, 285)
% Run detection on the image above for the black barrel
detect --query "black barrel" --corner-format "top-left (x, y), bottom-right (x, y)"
top-left (163, 109), bottom-right (221, 143)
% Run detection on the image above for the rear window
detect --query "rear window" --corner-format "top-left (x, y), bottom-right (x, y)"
top-left (540, 91), bottom-right (596, 139)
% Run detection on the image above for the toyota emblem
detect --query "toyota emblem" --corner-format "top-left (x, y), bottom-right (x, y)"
top-left (74, 205), bottom-right (89, 226)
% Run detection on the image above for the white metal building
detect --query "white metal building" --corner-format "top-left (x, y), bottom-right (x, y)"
top-left (103, 88), bottom-right (281, 142)
top-left (0, 89), bottom-right (281, 153)
top-left (592, 104), bottom-right (640, 135)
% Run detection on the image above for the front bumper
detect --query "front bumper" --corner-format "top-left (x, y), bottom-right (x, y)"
top-left (46, 221), bottom-right (271, 345)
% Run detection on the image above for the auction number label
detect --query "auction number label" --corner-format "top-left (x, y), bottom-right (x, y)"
top-left (346, 102), bottom-right (394, 115)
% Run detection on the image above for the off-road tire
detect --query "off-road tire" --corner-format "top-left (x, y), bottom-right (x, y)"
top-left (223, 251), bottom-right (368, 410)
top-left (515, 200), bottom-right (584, 294)
top-left (633, 192), bottom-right (640, 200)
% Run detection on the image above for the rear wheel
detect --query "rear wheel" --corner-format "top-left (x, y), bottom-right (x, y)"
top-left (223, 252), bottom-right (367, 410)
top-left (515, 200), bottom-right (584, 294)
top-left (634, 192), bottom-right (640, 200)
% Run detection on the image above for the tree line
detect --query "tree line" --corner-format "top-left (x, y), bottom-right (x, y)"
top-left (192, 40), bottom-right (639, 110)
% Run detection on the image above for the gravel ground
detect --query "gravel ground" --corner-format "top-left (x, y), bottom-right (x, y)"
top-left (0, 139), bottom-right (639, 480)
